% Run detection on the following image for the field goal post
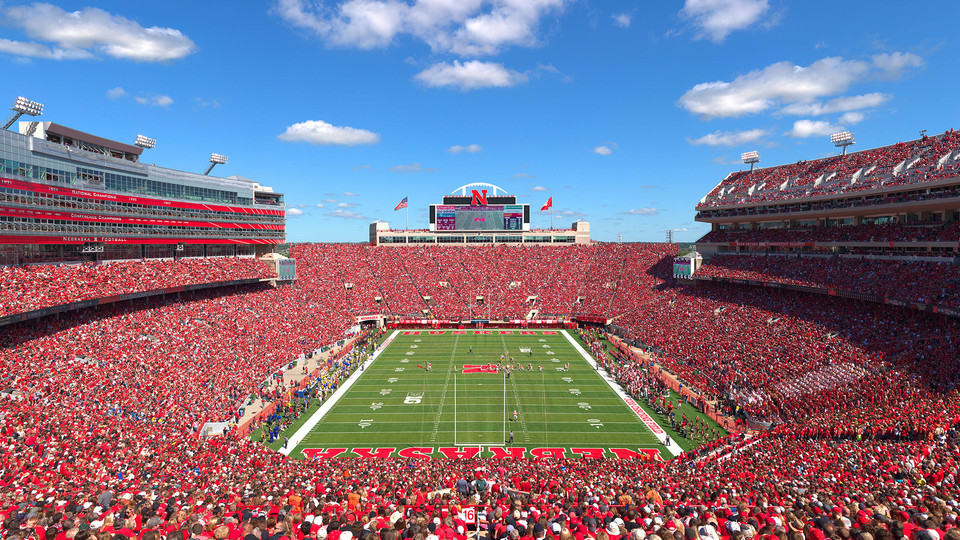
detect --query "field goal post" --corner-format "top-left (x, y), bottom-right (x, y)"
top-left (451, 369), bottom-right (510, 447)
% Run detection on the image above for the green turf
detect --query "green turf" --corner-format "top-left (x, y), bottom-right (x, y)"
top-left (286, 330), bottom-right (672, 459)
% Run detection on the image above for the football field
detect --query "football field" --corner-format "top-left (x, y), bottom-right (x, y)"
top-left (282, 329), bottom-right (675, 460)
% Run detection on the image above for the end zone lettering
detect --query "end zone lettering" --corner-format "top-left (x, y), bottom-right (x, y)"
top-left (299, 447), bottom-right (663, 460)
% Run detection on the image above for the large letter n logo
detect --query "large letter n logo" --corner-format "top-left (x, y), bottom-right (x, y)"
top-left (471, 189), bottom-right (488, 205)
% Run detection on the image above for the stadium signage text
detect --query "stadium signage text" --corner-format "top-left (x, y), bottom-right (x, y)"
top-left (300, 447), bottom-right (663, 461)
top-left (401, 330), bottom-right (559, 335)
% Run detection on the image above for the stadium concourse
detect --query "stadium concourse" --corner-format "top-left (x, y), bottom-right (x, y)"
top-left (0, 243), bottom-right (958, 540)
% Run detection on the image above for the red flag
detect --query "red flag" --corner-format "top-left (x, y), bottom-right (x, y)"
top-left (394, 196), bottom-right (408, 211)
top-left (540, 197), bottom-right (553, 211)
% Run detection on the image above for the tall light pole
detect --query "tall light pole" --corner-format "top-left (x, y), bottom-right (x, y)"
top-left (3, 96), bottom-right (44, 130)
top-left (204, 153), bottom-right (228, 175)
top-left (741, 151), bottom-right (760, 173)
top-left (830, 131), bottom-right (855, 156)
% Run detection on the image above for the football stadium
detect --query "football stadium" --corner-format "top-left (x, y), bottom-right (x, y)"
top-left (1, 4), bottom-right (959, 540)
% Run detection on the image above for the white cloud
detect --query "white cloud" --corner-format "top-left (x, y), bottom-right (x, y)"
top-left (196, 98), bottom-right (221, 108)
top-left (106, 86), bottom-right (126, 99)
top-left (593, 145), bottom-right (614, 155)
top-left (315, 203), bottom-right (325, 208)
top-left (0, 37), bottom-right (95, 59)
top-left (531, 185), bottom-right (548, 191)
top-left (274, 0), bottom-right (567, 57)
top-left (415, 60), bottom-right (528, 90)
top-left (686, 128), bottom-right (769, 146)
top-left (871, 52), bottom-right (924, 76)
top-left (786, 119), bottom-right (844, 138)
top-left (344, 191), bottom-right (359, 196)
top-left (612, 13), bottom-right (631, 27)
top-left (323, 199), bottom-right (338, 203)
top-left (389, 162), bottom-right (435, 173)
top-left (286, 208), bottom-right (305, 216)
top-left (680, 0), bottom-right (770, 43)
top-left (326, 209), bottom-right (371, 220)
top-left (620, 208), bottom-right (659, 216)
top-left (3, 4), bottom-right (196, 62)
top-left (838, 111), bottom-right (864, 125)
top-left (337, 202), bottom-right (359, 208)
top-left (678, 54), bottom-right (923, 119)
top-left (779, 92), bottom-right (890, 116)
top-left (448, 144), bottom-right (483, 153)
top-left (278, 120), bottom-right (380, 146)
top-left (135, 94), bottom-right (173, 107)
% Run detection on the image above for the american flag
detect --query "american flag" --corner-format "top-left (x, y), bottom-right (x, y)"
top-left (394, 196), bottom-right (408, 211)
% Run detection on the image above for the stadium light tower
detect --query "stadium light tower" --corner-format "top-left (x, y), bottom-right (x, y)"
top-left (3, 96), bottom-right (44, 130)
top-left (741, 151), bottom-right (760, 173)
top-left (204, 153), bottom-right (228, 175)
top-left (830, 131), bottom-right (855, 156)
top-left (134, 135), bottom-right (156, 149)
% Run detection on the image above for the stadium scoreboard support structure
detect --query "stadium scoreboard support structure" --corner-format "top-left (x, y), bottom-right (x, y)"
top-left (371, 182), bottom-right (591, 245)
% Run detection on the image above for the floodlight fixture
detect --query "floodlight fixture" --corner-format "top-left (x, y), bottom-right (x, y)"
top-left (204, 153), bottom-right (229, 175)
top-left (3, 96), bottom-right (44, 130)
top-left (741, 150), bottom-right (760, 172)
top-left (134, 135), bottom-right (156, 149)
top-left (831, 131), bottom-right (855, 156)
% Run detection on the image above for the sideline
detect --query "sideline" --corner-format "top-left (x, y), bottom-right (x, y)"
top-left (280, 330), bottom-right (401, 456)
top-left (561, 330), bottom-right (681, 457)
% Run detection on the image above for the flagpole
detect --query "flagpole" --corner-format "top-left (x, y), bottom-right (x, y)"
top-left (406, 203), bottom-right (409, 230)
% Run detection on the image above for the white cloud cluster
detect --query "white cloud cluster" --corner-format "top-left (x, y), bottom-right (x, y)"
top-left (680, 0), bottom-right (770, 43)
top-left (785, 119), bottom-right (844, 138)
top-left (531, 186), bottom-right (548, 191)
top-left (275, 0), bottom-right (567, 56)
top-left (448, 144), bottom-right (483, 153)
top-left (415, 60), bottom-right (527, 90)
top-left (278, 120), bottom-right (381, 146)
top-left (686, 128), bottom-right (769, 146)
top-left (779, 93), bottom-right (890, 116)
top-left (326, 209), bottom-right (371, 220)
top-left (593, 145), bottom-right (614, 155)
top-left (1, 3), bottom-right (196, 62)
top-left (389, 162), bottom-right (436, 172)
top-left (135, 94), bottom-right (174, 107)
top-left (287, 208), bottom-right (305, 216)
top-left (620, 208), bottom-right (659, 216)
top-left (106, 86), bottom-right (127, 99)
top-left (612, 13), bottom-right (631, 28)
top-left (678, 53), bottom-right (923, 119)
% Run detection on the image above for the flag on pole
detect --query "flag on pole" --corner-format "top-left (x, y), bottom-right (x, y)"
top-left (394, 196), bottom-right (408, 211)
top-left (540, 197), bottom-right (553, 211)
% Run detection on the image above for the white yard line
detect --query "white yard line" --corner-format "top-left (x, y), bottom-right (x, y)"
top-left (280, 330), bottom-right (400, 456)
top-left (561, 330), bottom-right (680, 457)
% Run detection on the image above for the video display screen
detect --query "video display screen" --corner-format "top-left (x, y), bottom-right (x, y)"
top-left (436, 205), bottom-right (523, 231)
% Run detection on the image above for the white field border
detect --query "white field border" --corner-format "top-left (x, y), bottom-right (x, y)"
top-left (280, 330), bottom-right (401, 456)
top-left (561, 330), bottom-right (680, 457)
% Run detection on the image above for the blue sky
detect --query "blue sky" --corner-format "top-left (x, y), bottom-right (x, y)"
top-left (0, 0), bottom-right (954, 242)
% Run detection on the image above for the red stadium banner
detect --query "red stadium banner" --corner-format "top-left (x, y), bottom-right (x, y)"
top-left (0, 235), bottom-right (283, 245)
top-left (0, 176), bottom-right (284, 216)
top-left (0, 205), bottom-right (283, 229)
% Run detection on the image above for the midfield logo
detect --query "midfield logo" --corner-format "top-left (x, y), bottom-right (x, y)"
top-left (462, 364), bottom-right (499, 374)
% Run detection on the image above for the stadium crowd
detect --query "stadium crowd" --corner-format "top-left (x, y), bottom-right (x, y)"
top-left (0, 242), bottom-right (958, 540)
top-left (0, 258), bottom-right (276, 317)
top-left (695, 255), bottom-right (960, 308)
top-left (699, 129), bottom-right (960, 208)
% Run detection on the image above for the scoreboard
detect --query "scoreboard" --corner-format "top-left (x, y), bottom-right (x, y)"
top-left (432, 204), bottom-right (528, 231)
